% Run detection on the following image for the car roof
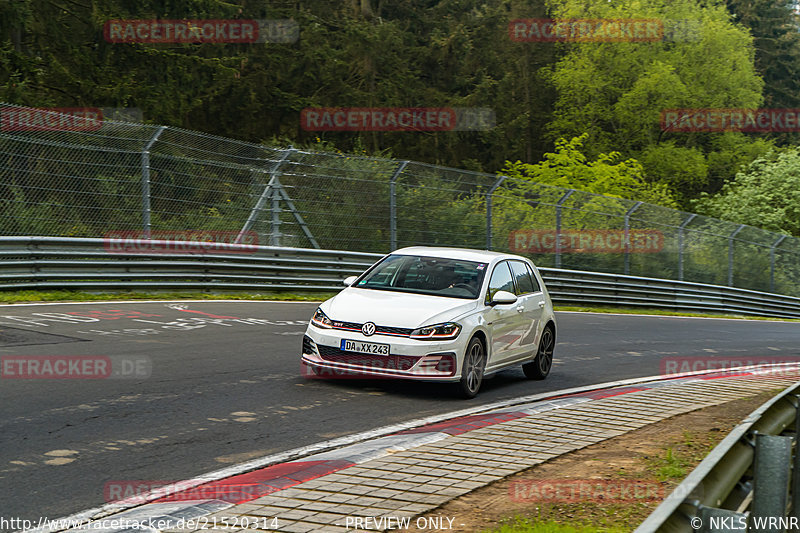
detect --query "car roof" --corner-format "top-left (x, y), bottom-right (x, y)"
top-left (391, 246), bottom-right (529, 263)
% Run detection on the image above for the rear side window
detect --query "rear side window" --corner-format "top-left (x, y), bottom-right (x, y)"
top-left (509, 260), bottom-right (539, 295)
top-left (486, 261), bottom-right (515, 304)
top-left (526, 263), bottom-right (542, 293)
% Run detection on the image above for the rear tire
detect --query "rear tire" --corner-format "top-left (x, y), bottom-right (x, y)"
top-left (523, 325), bottom-right (554, 380)
top-left (458, 337), bottom-right (486, 398)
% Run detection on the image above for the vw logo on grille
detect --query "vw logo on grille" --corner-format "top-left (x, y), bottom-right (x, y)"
top-left (361, 322), bottom-right (376, 336)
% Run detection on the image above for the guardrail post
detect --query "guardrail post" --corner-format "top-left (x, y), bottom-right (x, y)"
top-left (555, 190), bottom-right (575, 268)
top-left (237, 149), bottom-right (294, 245)
top-left (624, 202), bottom-right (643, 276)
top-left (141, 126), bottom-right (166, 238)
top-left (486, 176), bottom-right (506, 251)
top-left (698, 506), bottom-right (746, 532)
top-left (678, 214), bottom-right (697, 281)
top-left (634, 383), bottom-right (800, 533)
top-left (728, 225), bottom-right (745, 287)
top-left (389, 161), bottom-right (409, 251)
top-left (770, 235), bottom-right (787, 293)
top-left (792, 397), bottom-right (800, 520)
top-left (749, 433), bottom-right (792, 531)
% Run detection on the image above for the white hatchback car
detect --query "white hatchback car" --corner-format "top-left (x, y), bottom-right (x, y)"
top-left (301, 247), bottom-right (557, 398)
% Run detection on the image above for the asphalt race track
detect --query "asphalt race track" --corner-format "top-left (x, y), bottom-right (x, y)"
top-left (1, 301), bottom-right (798, 525)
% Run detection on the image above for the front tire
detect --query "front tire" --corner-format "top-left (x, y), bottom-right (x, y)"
top-left (458, 336), bottom-right (486, 399)
top-left (523, 325), bottom-right (554, 380)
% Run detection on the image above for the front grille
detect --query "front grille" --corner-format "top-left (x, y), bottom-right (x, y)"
top-left (317, 345), bottom-right (420, 371)
top-left (331, 320), bottom-right (361, 330)
top-left (376, 326), bottom-right (414, 336)
top-left (330, 321), bottom-right (413, 337)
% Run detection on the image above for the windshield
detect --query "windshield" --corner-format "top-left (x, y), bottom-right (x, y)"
top-left (355, 255), bottom-right (487, 299)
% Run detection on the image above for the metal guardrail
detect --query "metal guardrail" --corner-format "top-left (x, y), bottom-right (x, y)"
top-left (0, 237), bottom-right (379, 292)
top-left (2, 236), bottom-right (800, 319)
top-left (636, 380), bottom-right (800, 532)
top-left (541, 268), bottom-right (800, 320)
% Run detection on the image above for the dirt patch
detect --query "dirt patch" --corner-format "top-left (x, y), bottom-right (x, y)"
top-left (398, 391), bottom-right (780, 532)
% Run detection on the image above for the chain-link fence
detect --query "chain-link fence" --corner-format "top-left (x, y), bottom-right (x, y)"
top-left (2, 101), bottom-right (799, 297)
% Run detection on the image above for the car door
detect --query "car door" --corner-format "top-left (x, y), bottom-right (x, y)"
top-left (484, 261), bottom-right (525, 368)
top-left (508, 260), bottom-right (545, 361)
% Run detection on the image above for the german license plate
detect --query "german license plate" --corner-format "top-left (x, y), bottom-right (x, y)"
top-left (341, 339), bottom-right (390, 355)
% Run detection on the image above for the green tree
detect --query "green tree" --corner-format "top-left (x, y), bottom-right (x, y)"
top-left (493, 134), bottom-right (681, 277)
top-left (693, 148), bottom-right (800, 236)
top-left (500, 134), bottom-right (676, 206)
top-left (638, 142), bottom-right (707, 204)
top-left (705, 133), bottom-right (774, 192)
top-left (544, 0), bottom-right (764, 205)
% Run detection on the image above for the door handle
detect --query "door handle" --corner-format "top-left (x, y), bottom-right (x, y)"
top-left (538, 301), bottom-right (545, 308)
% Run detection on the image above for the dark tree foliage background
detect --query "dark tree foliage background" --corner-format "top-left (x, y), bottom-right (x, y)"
top-left (726, 0), bottom-right (800, 110)
top-left (1, 0), bottom-right (800, 213)
top-left (0, 0), bottom-right (560, 173)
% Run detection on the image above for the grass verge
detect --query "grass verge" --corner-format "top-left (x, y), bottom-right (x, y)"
top-left (554, 305), bottom-right (800, 321)
top-left (484, 520), bottom-right (626, 533)
top-left (0, 290), bottom-right (795, 321)
top-left (482, 428), bottom-right (727, 532)
top-left (471, 393), bottom-right (780, 533)
top-left (0, 290), bottom-right (336, 303)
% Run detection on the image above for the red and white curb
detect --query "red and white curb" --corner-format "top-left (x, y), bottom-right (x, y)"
top-left (26, 363), bottom-right (800, 533)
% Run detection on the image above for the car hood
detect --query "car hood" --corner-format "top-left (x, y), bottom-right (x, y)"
top-left (323, 288), bottom-right (479, 329)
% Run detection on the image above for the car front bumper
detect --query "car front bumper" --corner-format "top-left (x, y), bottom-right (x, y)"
top-left (301, 324), bottom-right (465, 381)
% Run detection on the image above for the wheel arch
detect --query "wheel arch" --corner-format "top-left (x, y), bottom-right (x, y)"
top-left (470, 328), bottom-right (488, 350)
top-left (544, 319), bottom-right (556, 340)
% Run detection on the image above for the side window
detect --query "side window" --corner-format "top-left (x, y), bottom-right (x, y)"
top-left (509, 260), bottom-right (537, 295)
top-left (485, 261), bottom-right (515, 304)
top-left (526, 263), bottom-right (542, 293)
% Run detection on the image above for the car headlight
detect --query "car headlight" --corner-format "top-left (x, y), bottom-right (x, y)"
top-left (410, 322), bottom-right (461, 340)
top-left (310, 308), bottom-right (333, 329)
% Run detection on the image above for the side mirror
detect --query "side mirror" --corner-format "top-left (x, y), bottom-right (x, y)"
top-left (490, 290), bottom-right (517, 305)
top-left (343, 275), bottom-right (358, 287)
